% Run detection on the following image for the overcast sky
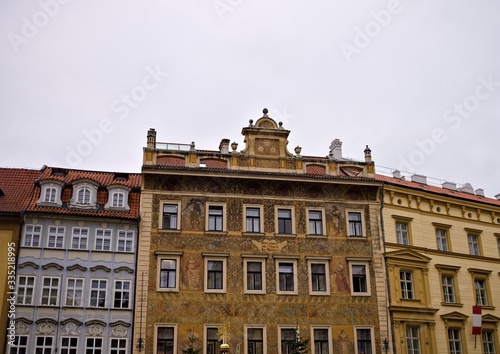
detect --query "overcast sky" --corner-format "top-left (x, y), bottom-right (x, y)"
top-left (1, 1), bottom-right (499, 197)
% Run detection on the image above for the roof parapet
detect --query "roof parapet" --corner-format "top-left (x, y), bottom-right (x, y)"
top-left (411, 174), bottom-right (427, 185)
top-left (460, 183), bottom-right (474, 194)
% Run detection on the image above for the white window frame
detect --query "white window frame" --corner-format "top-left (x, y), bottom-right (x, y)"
top-left (204, 325), bottom-right (222, 354)
top-left (349, 262), bottom-right (371, 296)
top-left (396, 221), bottom-right (409, 245)
top-left (40, 276), bottom-right (60, 306)
top-left (442, 275), bottom-right (456, 304)
top-left (61, 336), bottom-right (79, 354)
top-left (405, 325), bottom-right (421, 354)
top-left (307, 258), bottom-right (330, 295)
top-left (65, 277), bottom-right (84, 307)
top-left (244, 205), bottom-right (264, 234)
top-left (110, 338), bottom-right (128, 354)
top-left (204, 255), bottom-right (228, 293)
top-left (89, 279), bottom-right (107, 308)
top-left (47, 225), bottom-right (65, 249)
top-left (278, 326), bottom-right (298, 354)
top-left (117, 230), bottom-right (135, 252)
top-left (400, 270), bottom-right (414, 300)
top-left (85, 337), bottom-right (103, 354)
top-left (275, 258), bottom-right (298, 295)
top-left (243, 257), bottom-right (266, 294)
top-left (77, 187), bottom-right (91, 204)
top-left (346, 210), bottom-right (365, 237)
top-left (95, 228), bottom-right (112, 251)
top-left (435, 228), bottom-right (449, 251)
top-left (71, 227), bottom-right (89, 250)
top-left (112, 191), bottom-right (125, 208)
top-left (244, 325), bottom-right (266, 354)
top-left (468, 234), bottom-right (480, 256)
top-left (17, 275), bottom-right (35, 305)
top-left (447, 328), bottom-right (463, 354)
top-left (206, 203), bottom-right (226, 232)
top-left (306, 208), bottom-right (325, 236)
top-left (482, 330), bottom-right (496, 354)
top-left (44, 187), bottom-right (57, 203)
top-left (354, 327), bottom-right (374, 354)
top-left (11, 335), bottom-right (28, 353)
top-left (275, 206), bottom-right (295, 235)
top-left (157, 255), bottom-right (181, 292)
top-left (24, 224), bottom-right (42, 247)
top-left (161, 201), bottom-right (181, 230)
top-left (113, 280), bottom-right (131, 309)
top-left (474, 279), bottom-right (488, 306)
top-left (36, 336), bottom-right (55, 353)
top-left (37, 182), bottom-right (63, 206)
top-left (311, 326), bottom-right (332, 354)
top-left (154, 324), bottom-right (178, 354)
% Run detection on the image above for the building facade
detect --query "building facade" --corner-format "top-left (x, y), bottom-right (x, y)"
top-left (133, 110), bottom-right (390, 354)
top-left (11, 167), bottom-right (141, 354)
top-left (379, 173), bottom-right (500, 354)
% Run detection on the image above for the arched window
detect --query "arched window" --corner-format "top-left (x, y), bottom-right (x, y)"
top-left (77, 187), bottom-right (91, 204)
top-left (112, 192), bottom-right (124, 208)
top-left (44, 187), bottom-right (57, 203)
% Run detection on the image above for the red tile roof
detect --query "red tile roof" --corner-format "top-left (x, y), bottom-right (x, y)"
top-left (0, 168), bottom-right (41, 213)
top-left (377, 174), bottom-right (500, 207)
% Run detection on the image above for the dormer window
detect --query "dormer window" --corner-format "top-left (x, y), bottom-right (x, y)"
top-left (69, 180), bottom-right (99, 209)
top-left (37, 181), bottom-right (63, 207)
top-left (77, 187), bottom-right (91, 204)
top-left (105, 186), bottom-right (130, 211)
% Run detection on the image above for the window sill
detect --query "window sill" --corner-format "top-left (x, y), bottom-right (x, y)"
top-left (159, 228), bottom-right (181, 233)
top-left (244, 291), bottom-right (266, 295)
top-left (351, 293), bottom-right (371, 297)
top-left (441, 302), bottom-right (464, 307)
top-left (479, 305), bottom-right (496, 310)
top-left (306, 234), bottom-right (327, 238)
top-left (310, 292), bottom-right (331, 296)
top-left (399, 298), bottom-right (421, 303)
top-left (347, 235), bottom-right (367, 239)
top-left (157, 288), bottom-right (179, 293)
top-left (274, 233), bottom-right (296, 237)
top-left (243, 232), bottom-right (265, 237)
top-left (276, 292), bottom-right (298, 295)
top-left (205, 231), bottom-right (228, 235)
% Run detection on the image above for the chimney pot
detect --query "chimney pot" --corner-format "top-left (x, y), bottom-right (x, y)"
top-left (411, 174), bottom-right (427, 185)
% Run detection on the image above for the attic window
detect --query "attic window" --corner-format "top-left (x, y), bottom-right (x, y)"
top-left (199, 162), bottom-right (207, 168)
top-left (114, 173), bottom-right (129, 181)
top-left (0, 189), bottom-right (4, 197)
top-left (52, 168), bottom-right (67, 177)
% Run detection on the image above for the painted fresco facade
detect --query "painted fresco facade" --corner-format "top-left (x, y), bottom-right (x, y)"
top-left (11, 167), bottom-right (141, 353)
top-left (133, 110), bottom-right (390, 354)
top-left (380, 174), bottom-right (500, 354)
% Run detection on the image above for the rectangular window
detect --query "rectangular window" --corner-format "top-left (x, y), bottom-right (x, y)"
top-left (36, 336), bottom-right (54, 353)
top-left (277, 208), bottom-right (293, 234)
top-left (86, 338), bottom-right (103, 354)
top-left (157, 326), bottom-right (175, 354)
top-left (348, 212), bottom-right (363, 236)
top-left (406, 326), bottom-right (421, 354)
top-left (206, 327), bottom-right (221, 354)
top-left (400, 271), bottom-right (414, 299)
top-left (162, 204), bottom-right (178, 230)
top-left (448, 329), bottom-right (462, 354)
top-left (468, 235), bottom-right (480, 256)
top-left (41, 277), bottom-right (59, 306)
top-left (71, 227), bottom-right (88, 250)
top-left (61, 337), bottom-right (78, 354)
top-left (475, 279), bottom-right (488, 306)
top-left (10, 335), bottom-right (28, 354)
top-left (110, 338), bottom-right (127, 354)
top-left (355, 328), bottom-right (373, 354)
top-left (95, 229), bottom-right (112, 251)
top-left (24, 225), bottom-right (41, 247)
top-left (396, 222), bottom-right (409, 245)
top-left (65, 278), bottom-right (84, 307)
top-left (277, 260), bottom-right (297, 294)
top-left (47, 226), bottom-right (65, 248)
top-left (117, 230), bottom-right (134, 252)
top-left (436, 229), bottom-right (448, 251)
top-left (482, 330), bottom-right (496, 354)
top-left (45, 187), bottom-right (57, 203)
top-left (208, 206), bottom-right (224, 231)
top-left (77, 187), bottom-right (91, 204)
top-left (308, 210), bottom-right (323, 235)
top-left (112, 192), bottom-right (125, 208)
top-left (159, 259), bottom-right (178, 290)
top-left (17, 276), bottom-right (35, 305)
top-left (309, 261), bottom-right (329, 294)
top-left (442, 276), bottom-right (456, 303)
top-left (90, 279), bottom-right (107, 308)
top-left (207, 260), bottom-right (224, 290)
top-left (245, 259), bottom-right (264, 293)
top-left (246, 207), bottom-right (261, 233)
top-left (280, 328), bottom-right (296, 354)
top-left (114, 280), bottom-right (131, 309)
top-left (246, 327), bottom-right (265, 354)
top-left (313, 328), bottom-right (330, 354)
top-left (351, 264), bottom-right (369, 295)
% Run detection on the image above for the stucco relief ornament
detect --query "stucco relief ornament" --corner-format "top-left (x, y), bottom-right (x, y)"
top-left (111, 324), bottom-right (128, 338)
top-left (61, 322), bottom-right (81, 336)
top-left (87, 324), bottom-right (104, 337)
top-left (16, 321), bottom-right (30, 335)
top-left (37, 321), bottom-right (55, 335)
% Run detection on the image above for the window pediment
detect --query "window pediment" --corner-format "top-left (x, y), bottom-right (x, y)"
top-left (37, 180), bottom-right (64, 206)
top-left (104, 185), bottom-right (131, 211)
top-left (440, 311), bottom-right (469, 322)
top-left (385, 249), bottom-right (431, 265)
top-left (69, 180), bottom-right (99, 209)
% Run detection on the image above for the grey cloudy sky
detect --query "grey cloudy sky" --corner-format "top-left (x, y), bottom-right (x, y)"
top-left (1, 0), bottom-right (499, 197)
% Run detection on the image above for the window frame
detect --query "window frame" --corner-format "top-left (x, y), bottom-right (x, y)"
top-left (275, 258), bottom-right (298, 295)
top-left (447, 328), bottom-right (463, 354)
top-left (47, 225), bottom-right (65, 249)
top-left (243, 256), bottom-right (266, 294)
top-left (405, 325), bottom-right (421, 354)
top-left (71, 227), bottom-right (89, 250)
top-left (44, 186), bottom-right (57, 203)
top-left (77, 187), bottom-right (92, 204)
top-left (391, 215), bottom-right (414, 245)
top-left (436, 264), bottom-right (462, 306)
top-left (40, 276), bottom-right (60, 306)
top-left (17, 275), bottom-right (35, 305)
top-left (206, 203), bottom-right (226, 232)
top-left (24, 224), bottom-right (42, 247)
top-left (204, 254), bottom-right (228, 293)
top-left (89, 279), bottom-right (108, 308)
top-left (110, 338), bottom-right (128, 354)
top-left (154, 324), bottom-right (177, 354)
top-left (85, 337), bottom-right (103, 354)
top-left (349, 261), bottom-right (371, 296)
top-left (94, 228), bottom-right (112, 251)
top-left (244, 205), bottom-right (264, 234)
top-left (306, 208), bottom-right (325, 236)
top-left (157, 255), bottom-right (181, 292)
top-left (113, 280), bottom-right (131, 309)
top-left (354, 327), bottom-right (374, 354)
top-left (433, 222), bottom-right (452, 252)
top-left (36, 336), bottom-right (55, 353)
top-left (244, 325), bottom-right (266, 354)
top-left (278, 326), bottom-right (298, 354)
top-left (161, 202), bottom-right (181, 231)
top-left (400, 270), bottom-right (415, 300)
top-left (275, 206), bottom-right (295, 235)
top-left (466, 232), bottom-right (482, 256)
top-left (10, 335), bottom-right (28, 354)
top-left (117, 230), bottom-right (135, 252)
top-left (307, 258), bottom-right (330, 295)
top-left (311, 326), bottom-right (332, 354)
top-left (65, 277), bottom-right (84, 307)
top-left (346, 210), bottom-right (365, 237)
top-left (111, 191), bottom-right (125, 208)
top-left (482, 330), bottom-right (497, 354)
top-left (61, 336), bottom-right (79, 354)
top-left (469, 268), bottom-right (494, 309)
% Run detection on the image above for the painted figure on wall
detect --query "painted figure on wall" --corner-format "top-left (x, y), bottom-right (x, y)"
top-left (184, 256), bottom-right (201, 290)
top-left (338, 329), bottom-right (349, 354)
top-left (334, 261), bottom-right (350, 293)
top-left (183, 198), bottom-right (203, 230)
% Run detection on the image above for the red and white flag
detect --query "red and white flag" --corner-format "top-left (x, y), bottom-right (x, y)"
top-left (472, 306), bottom-right (482, 335)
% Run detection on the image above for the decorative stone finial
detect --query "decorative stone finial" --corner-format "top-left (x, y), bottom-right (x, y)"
top-left (364, 145), bottom-right (372, 162)
top-left (278, 121), bottom-right (283, 129)
top-left (263, 108), bottom-right (269, 117)
top-left (294, 146), bottom-right (302, 156)
top-left (249, 119), bottom-right (254, 127)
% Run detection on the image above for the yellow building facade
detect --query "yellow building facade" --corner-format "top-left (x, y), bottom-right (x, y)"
top-left (133, 110), bottom-right (390, 354)
top-left (380, 174), bottom-right (500, 354)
